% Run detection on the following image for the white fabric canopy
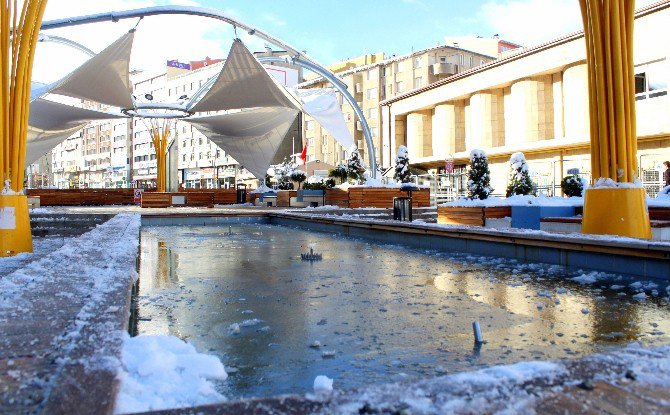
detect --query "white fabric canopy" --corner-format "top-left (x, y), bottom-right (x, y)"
top-left (26, 99), bottom-right (125, 165)
top-left (47, 31), bottom-right (135, 109)
top-left (186, 108), bottom-right (299, 179)
top-left (188, 40), bottom-right (299, 113)
top-left (296, 88), bottom-right (354, 150)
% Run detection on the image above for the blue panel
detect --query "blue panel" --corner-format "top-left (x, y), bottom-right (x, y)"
top-left (511, 206), bottom-right (575, 230)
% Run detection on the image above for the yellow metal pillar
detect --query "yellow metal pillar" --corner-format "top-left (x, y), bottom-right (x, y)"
top-left (148, 120), bottom-right (173, 193)
top-left (579, 0), bottom-right (651, 238)
top-left (1, 1), bottom-right (49, 257)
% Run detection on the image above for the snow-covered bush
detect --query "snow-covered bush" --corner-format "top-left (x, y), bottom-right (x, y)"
top-left (290, 171), bottom-right (307, 189)
top-left (303, 175), bottom-right (335, 190)
top-left (328, 164), bottom-right (348, 184)
top-left (346, 145), bottom-right (367, 185)
top-left (506, 152), bottom-right (536, 197)
top-left (393, 145), bottom-right (411, 183)
top-left (561, 174), bottom-right (584, 197)
top-left (274, 158), bottom-right (295, 190)
top-left (467, 149), bottom-right (493, 200)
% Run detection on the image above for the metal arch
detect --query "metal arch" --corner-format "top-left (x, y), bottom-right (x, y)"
top-left (40, 6), bottom-right (378, 177)
top-left (37, 34), bottom-right (96, 57)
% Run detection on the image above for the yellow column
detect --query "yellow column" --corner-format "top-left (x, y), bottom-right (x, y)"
top-left (579, 0), bottom-right (651, 239)
top-left (148, 120), bottom-right (172, 193)
top-left (1, 1), bottom-right (49, 257)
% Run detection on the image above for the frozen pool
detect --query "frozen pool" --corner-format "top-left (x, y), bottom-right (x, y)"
top-left (136, 224), bottom-right (670, 399)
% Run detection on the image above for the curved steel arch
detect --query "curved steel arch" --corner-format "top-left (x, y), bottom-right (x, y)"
top-left (37, 34), bottom-right (96, 57)
top-left (40, 5), bottom-right (377, 177)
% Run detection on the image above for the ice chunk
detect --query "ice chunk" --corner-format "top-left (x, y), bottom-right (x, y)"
top-left (313, 375), bottom-right (334, 392)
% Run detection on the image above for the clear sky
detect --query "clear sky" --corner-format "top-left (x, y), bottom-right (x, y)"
top-left (33, 0), bottom-right (659, 83)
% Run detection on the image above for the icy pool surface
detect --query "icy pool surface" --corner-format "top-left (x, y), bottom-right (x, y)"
top-left (137, 224), bottom-right (670, 399)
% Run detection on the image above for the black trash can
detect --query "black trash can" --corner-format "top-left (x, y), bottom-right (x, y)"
top-left (236, 184), bottom-right (247, 204)
top-left (393, 197), bottom-right (413, 222)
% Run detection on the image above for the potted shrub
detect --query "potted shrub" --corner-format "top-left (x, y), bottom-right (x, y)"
top-left (394, 145), bottom-right (411, 184)
top-left (467, 149), bottom-right (493, 200)
top-left (328, 164), bottom-right (348, 184)
top-left (506, 152), bottom-right (536, 197)
top-left (561, 174), bottom-right (585, 197)
top-left (346, 146), bottom-right (367, 185)
top-left (291, 171), bottom-right (307, 190)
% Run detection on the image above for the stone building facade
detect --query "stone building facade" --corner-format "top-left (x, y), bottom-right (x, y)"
top-left (381, 2), bottom-right (670, 198)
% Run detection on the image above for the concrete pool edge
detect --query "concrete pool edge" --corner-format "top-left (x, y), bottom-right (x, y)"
top-left (145, 344), bottom-right (670, 415)
top-left (268, 212), bottom-right (670, 280)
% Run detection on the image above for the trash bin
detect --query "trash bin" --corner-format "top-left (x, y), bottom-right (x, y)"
top-left (236, 184), bottom-right (247, 203)
top-left (393, 197), bottom-right (413, 222)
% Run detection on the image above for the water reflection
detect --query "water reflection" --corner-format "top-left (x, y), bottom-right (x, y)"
top-left (136, 225), bottom-right (670, 399)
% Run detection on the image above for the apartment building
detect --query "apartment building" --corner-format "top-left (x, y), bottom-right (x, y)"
top-left (380, 2), bottom-right (670, 198)
top-left (51, 130), bottom-right (83, 188)
top-left (298, 40), bottom-right (509, 169)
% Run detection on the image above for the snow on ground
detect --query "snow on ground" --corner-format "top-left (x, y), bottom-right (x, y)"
top-left (115, 334), bottom-right (227, 414)
top-left (316, 344), bottom-right (670, 414)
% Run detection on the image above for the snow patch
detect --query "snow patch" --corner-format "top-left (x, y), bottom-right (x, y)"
top-left (115, 334), bottom-right (227, 414)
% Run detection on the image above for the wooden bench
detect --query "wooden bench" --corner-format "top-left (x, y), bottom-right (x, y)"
top-left (649, 206), bottom-right (670, 220)
top-left (437, 206), bottom-right (512, 226)
top-left (140, 192), bottom-right (214, 208)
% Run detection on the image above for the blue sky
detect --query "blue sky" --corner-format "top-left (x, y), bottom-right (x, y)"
top-left (34, 0), bottom-right (657, 82)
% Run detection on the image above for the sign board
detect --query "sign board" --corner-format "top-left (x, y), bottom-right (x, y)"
top-left (445, 159), bottom-right (454, 173)
top-left (171, 195), bottom-right (186, 205)
top-left (133, 189), bottom-right (144, 205)
top-left (167, 60), bottom-right (191, 70)
top-left (567, 168), bottom-right (580, 175)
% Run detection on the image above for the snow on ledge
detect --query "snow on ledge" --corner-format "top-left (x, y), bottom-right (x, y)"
top-left (115, 334), bottom-right (227, 414)
top-left (591, 178), bottom-right (643, 189)
top-left (440, 195), bottom-right (584, 208)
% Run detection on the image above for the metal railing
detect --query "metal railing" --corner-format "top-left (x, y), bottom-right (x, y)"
top-left (408, 168), bottom-right (664, 206)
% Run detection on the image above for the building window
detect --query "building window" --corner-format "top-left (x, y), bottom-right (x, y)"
top-left (366, 87), bottom-right (377, 99)
top-left (396, 81), bottom-right (404, 94)
top-left (371, 127), bottom-right (378, 137)
top-left (439, 56), bottom-right (447, 63)
top-left (635, 60), bottom-right (667, 100)
top-left (413, 57), bottom-right (421, 68)
top-left (381, 66), bottom-right (386, 77)
top-left (305, 120), bottom-right (314, 130)
top-left (307, 137), bottom-right (315, 146)
top-left (414, 77), bottom-right (422, 89)
top-left (368, 108), bottom-right (377, 119)
top-left (396, 61), bottom-right (404, 73)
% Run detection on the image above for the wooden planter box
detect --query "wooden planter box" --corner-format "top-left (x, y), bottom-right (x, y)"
top-left (276, 190), bottom-right (297, 207)
top-left (324, 187), bottom-right (431, 208)
top-left (180, 188), bottom-right (237, 204)
top-left (26, 188), bottom-right (140, 206)
top-left (140, 192), bottom-right (214, 208)
top-left (324, 188), bottom-right (350, 207)
top-left (437, 205), bottom-right (511, 226)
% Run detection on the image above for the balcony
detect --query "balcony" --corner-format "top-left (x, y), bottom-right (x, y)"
top-left (431, 62), bottom-right (458, 76)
